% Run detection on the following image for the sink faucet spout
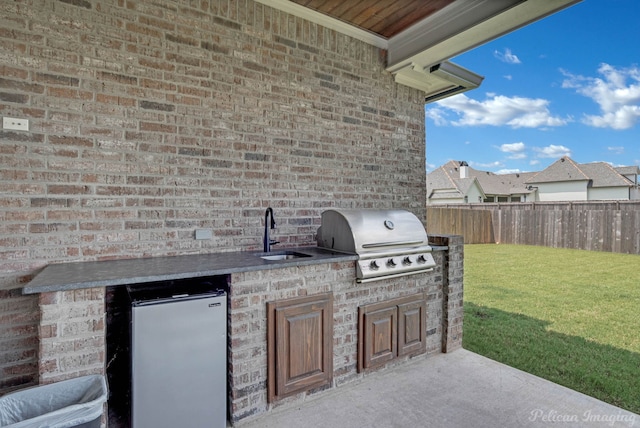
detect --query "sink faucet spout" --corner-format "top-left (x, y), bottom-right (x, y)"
top-left (264, 207), bottom-right (278, 252)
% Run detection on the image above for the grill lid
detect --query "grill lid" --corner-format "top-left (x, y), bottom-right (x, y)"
top-left (317, 209), bottom-right (429, 254)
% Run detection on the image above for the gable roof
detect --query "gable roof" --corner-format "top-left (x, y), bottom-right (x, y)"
top-left (579, 162), bottom-right (634, 187)
top-left (427, 162), bottom-right (459, 192)
top-left (472, 169), bottom-right (536, 196)
top-left (616, 165), bottom-right (640, 176)
top-left (526, 156), bottom-right (589, 184)
top-left (454, 177), bottom-right (479, 194)
top-left (526, 156), bottom-right (634, 188)
top-left (428, 160), bottom-right (533, 197)
top-left (426, 161), bottom-right (485, 199)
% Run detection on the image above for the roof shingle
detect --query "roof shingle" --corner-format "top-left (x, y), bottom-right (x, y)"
top-left (526, 157), bottom-right (589, 184)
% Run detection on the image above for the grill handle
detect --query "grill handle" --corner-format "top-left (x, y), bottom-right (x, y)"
top-left (361, 240), bottom-right (424, 248)
top-left (356, 268), bottom-right (434, 283)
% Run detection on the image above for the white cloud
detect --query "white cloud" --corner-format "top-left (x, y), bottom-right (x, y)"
top-left (424, 107), bottom-right (448, 126)
top-left (499, 142), bottom-right (527, 159)
top-left (432, 94), bottom-right (568, 129)
top-left (496, 169), bottom-right (522, 175)
top-left (530, 159), bottom-right (540, 166)
top-left (585, 106), bottom-right (640, 129)
top-left (494, 48), bottom-right (521, 64)
top-left (562, 63), bottom-right (640, 130)
top-left (534, 144), bottom-right (572, 158)
top-left (504, 75), bottom-right (513, 80)
top-left (500, 142), bottom-right (525, 153)
top-left (607, 146), bottom-right (625, 154)
top-left (470, 161), bottom-right (504, 169)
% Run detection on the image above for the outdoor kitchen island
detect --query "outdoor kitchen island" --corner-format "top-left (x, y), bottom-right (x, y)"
top-left (23, 235), bottom-right (463, 426)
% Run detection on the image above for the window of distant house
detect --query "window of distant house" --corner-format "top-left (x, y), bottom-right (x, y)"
top-left (497, 196), bottom-right (508, 202)
top-left (511, 196), bottom-right (521, 202)
top-left (483, 197), bottom-right (493, 203)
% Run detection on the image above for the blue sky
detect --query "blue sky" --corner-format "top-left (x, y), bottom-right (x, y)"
top-left (425, 0), bottom-right (640, 174)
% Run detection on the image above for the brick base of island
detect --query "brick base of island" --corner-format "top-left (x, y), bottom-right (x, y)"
top-left (228, 235), bottom-right (463, 424)
top-left (29, 235), bottom-right (463, 426)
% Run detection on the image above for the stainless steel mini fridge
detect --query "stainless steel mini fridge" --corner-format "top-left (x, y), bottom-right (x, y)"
top-left (128, 282), bottom-right (227, 428)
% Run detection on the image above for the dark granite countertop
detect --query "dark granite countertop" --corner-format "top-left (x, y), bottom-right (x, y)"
top-left (23, 247), bottom-right (358, 294)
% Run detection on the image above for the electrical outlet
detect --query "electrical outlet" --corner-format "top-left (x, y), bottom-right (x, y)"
top-left (195, 229), bottom-right (213, 240)
top-left (3, 117), bottom-right (29, 131)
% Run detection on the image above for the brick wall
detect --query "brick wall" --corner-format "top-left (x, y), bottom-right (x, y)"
top-left (37, 288), bottom-right (106, 384)
top-left (433, 235), bottom-right (464, 352)
top-left (0, 0), bottom-right (427, 394)
top-left (0, 287), bottom-right (39, 393)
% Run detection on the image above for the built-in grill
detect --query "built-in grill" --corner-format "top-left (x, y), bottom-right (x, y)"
top-left (317, 209), bottom-right (436, 283)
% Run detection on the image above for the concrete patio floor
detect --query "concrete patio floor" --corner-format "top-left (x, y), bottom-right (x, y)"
top-left (236, 349), bottom-right (638, 428)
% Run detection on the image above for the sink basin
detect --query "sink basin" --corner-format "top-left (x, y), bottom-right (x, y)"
top-left (257, 251), bottom-right (312, 261)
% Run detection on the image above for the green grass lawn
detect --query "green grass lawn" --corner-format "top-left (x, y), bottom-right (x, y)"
top-left (463, 244), bottom-right (640, 413)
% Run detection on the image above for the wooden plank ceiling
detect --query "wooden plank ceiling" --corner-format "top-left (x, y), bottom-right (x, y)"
top-left (288, 0), bottom-right (455, 38)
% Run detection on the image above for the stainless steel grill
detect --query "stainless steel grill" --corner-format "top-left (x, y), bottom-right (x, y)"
top-left (316, 209), bottom-right (436, 283)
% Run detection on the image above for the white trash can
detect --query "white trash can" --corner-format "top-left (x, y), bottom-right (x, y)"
top-left (0, 375), bottom-right (107, 428)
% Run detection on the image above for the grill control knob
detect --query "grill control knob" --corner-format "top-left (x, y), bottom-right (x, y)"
top-left (416, 255), bottom-right (427, 264)
top-left (387, 258), bottom-right (397, 267)
top-left (369, 260), bottom-right (380, 270)
top-left (403, 256), bottom-right (413, 265)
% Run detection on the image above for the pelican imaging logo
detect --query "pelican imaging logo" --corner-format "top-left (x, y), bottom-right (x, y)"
top-left (529, 409), bottom-right (636, 426)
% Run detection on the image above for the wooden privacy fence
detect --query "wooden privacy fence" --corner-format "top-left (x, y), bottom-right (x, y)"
top-left (426, 208), bottom-right (494, 244)
top-left (427, 202), bottom-right (640, 254)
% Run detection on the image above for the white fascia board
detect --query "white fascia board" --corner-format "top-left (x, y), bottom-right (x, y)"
top-left (254, 0), bottom-right (388, 49)
top-left (387, 0), bottom-right (582, 72)
top-left (387, 0), bottom-right (522, 70)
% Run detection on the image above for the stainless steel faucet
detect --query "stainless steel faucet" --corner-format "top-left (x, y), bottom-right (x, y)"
top-left (264, 207), bottom-right (279, 252)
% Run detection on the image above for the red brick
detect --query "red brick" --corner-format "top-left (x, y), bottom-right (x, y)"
top-left (46, 87), bottom-right (93, 100)
top-left (139, 121), bottom-right (177, 133)
top-left (46, 184), bottom-right (92, 195)
top-left (49, 135), bottom-right (94, 147)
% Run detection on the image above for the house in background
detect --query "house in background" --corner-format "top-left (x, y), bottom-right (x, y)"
top-left (427, 160), bottom-right (535, 204)
top-left (426, 161), bottom-right (485, 204)
top-left (616, 165), bottom-right (640, 187)
top-left (613, 166), bottom-right (640, 200)
top-left (526, 156), bottom-right (639, 201)
top-left (428, 157), bottom-right (640, 204)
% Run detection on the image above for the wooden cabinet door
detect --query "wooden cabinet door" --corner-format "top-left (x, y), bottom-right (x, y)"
top-left (361, 306), bottom-right (397, 370)
top-left (267, 293), bottom-right (333, 402)
top-left (397, 299), bottom-right (426, 357)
